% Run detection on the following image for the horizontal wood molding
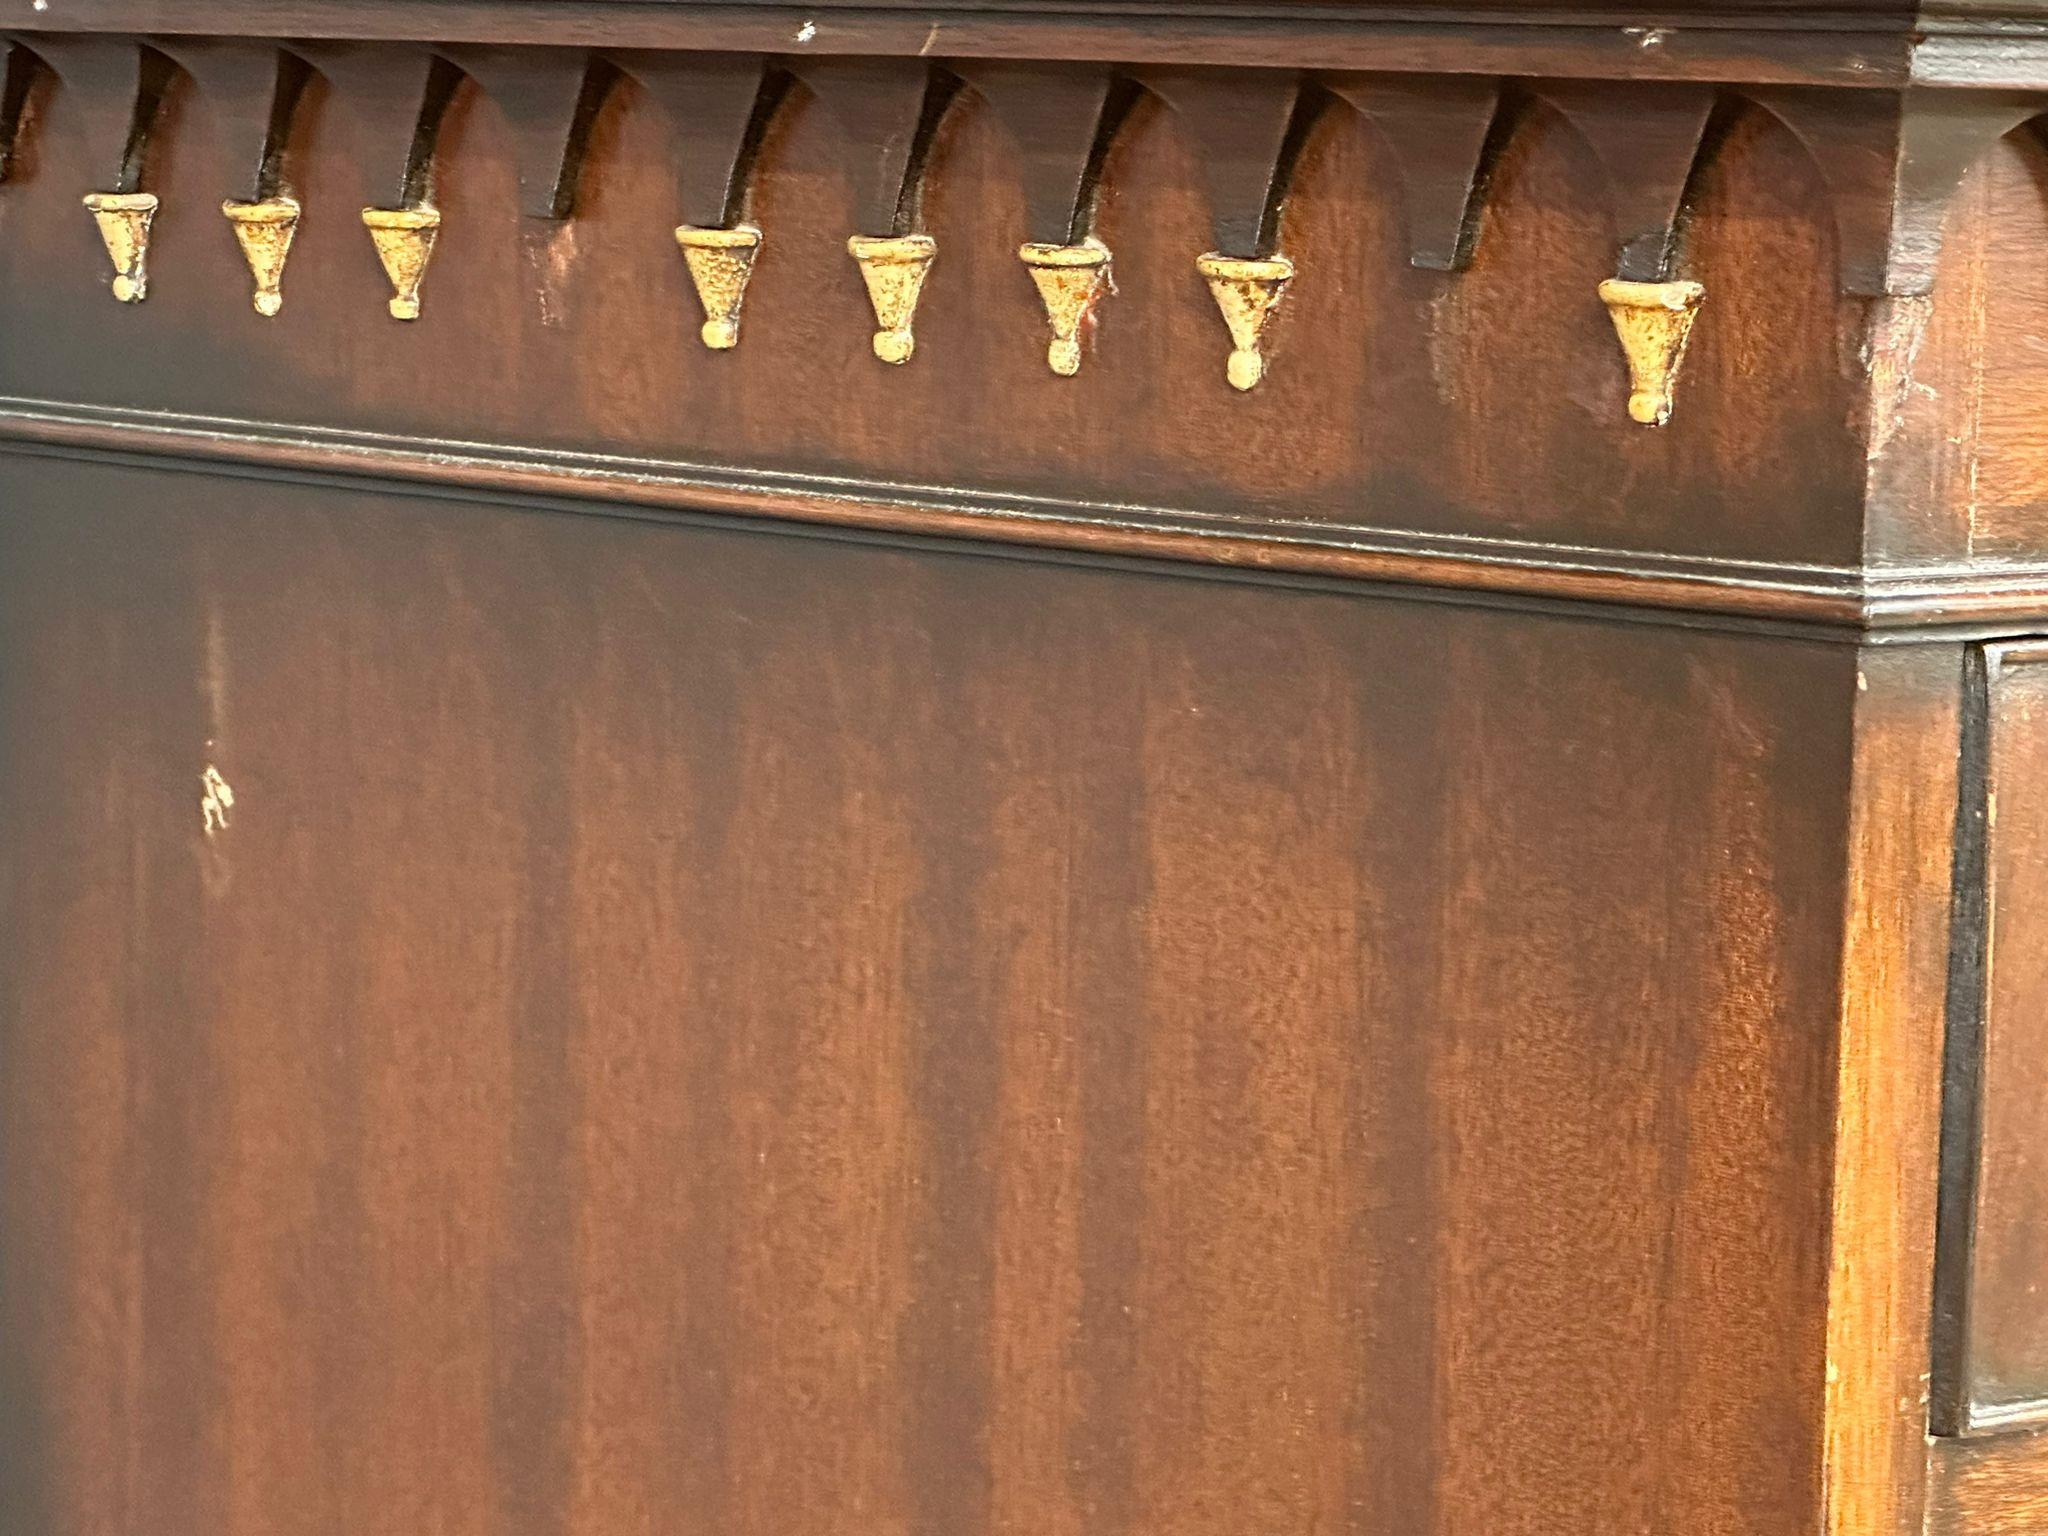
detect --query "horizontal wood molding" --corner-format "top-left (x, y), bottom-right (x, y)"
top-left (4, 395), bottom-right (2047, 633)
top-left (1929, 1424), bottom-right (2048, 1535)
top-left (0, 3), bottom-right (1927, 86)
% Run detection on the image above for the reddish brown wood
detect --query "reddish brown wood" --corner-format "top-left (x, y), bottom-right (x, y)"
top-left (608, 51), bottom-right (778, 229)
top-left (0, 53), bottom-right (1875, 570)
top-left (1745, 85), bottom-right (2044, 294)
top-left (0, 2), bottom-right (1944, 86)
top-left (784, 56), bottom-right (953, 235)
top-left (296, 42), bottom-right (459, 206)
top-left (1932, 643), bottom-right (2048, 1436)
top-left (0, 452), bottom-right (1871, 1536)
top-left (1322, 71), bottom-right (1499, 269)
top-left (11, 35), bottom-right (177, 191)
top-left (1823, 642), bottom-right (1963, 1536)
top-left (4, 14), bottom-right (2048, 1536)
top-left (1136, 65), bottom-right (1309, 254)
top-left (443, 45), bottom-right (614, 219)
top-left (151, 41), bottom-right (310, 201)
top-left (1533, 80), bottom-right (1715, 280)
top-left (1929, 1427), bottom-right (2048, 1535)
top-left (954, 61), bottom-right (1126, 245)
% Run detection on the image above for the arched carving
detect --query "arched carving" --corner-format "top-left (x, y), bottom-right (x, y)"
top-left (443, 46), bottom-right (619, 222)
top-left (1532, 81), bottom-right (1717, 282)
top-left (1743, 84), bottom-right (2046, 294)
top-left (1323, 72), bottom-right (1502, 272)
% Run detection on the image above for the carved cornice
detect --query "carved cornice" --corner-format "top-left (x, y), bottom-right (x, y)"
top-left (1, 6), bottom-right (2045, 620)
top-left (4, 35), bottom-right (2039, 309)
top-left (0, 4), bottom-right (1939, 85)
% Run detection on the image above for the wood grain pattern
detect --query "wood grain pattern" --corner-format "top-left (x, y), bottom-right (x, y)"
top-left (8, 10), bottom-right (2048, 1536)
top-left (0, 4), bottom-right (1932, 89)
top-left (1, 452), bottom-right (1867, 1536)
top-left (1929, 1425), bottom-right (2048, 1535)
top-left (1905, 121), bottom-right (2048, 569)
top-left (1820, 643), bottom-right (1961, 1536)
top-left (609, 51), bottom-right (778, 230)
top-left (441, 46), bottom-right (613, 220)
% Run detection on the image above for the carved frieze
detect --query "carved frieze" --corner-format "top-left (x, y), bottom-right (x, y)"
top-left (1, 33), bottom-right (2046, 423)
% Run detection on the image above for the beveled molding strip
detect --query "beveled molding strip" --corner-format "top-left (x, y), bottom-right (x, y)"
top-left (0, 1), bottom-right (1922, 86)
top-left (0, 394), bottom-right (2043, 632)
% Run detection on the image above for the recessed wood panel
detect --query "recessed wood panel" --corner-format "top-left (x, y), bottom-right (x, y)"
top-left (1938, 641), bottom-right (2048, 1435)
top-left (0, 453), bottom-right (1863, 1536)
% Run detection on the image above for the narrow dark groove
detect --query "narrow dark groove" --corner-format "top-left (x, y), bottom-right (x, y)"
top-left (894, 67), bottom-right (964, 234)
top-left (1930, 643), bottom-right (1993, 1438)
top-left (398, 54), bottom-right (465, 206)
top-left (254, 49), bottom-right (313, 199)
top-left (114, 47), bottom-right (179, 193)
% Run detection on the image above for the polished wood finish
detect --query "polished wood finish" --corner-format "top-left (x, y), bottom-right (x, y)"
top-left (0, 51), bottom-right (1886, 576)
top-left (0, 455), bottom-right (1864, 1536)
top-left (6, 5), bottom-right (2048, 1536)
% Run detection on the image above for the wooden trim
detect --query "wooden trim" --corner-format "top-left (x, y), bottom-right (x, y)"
top-left (5, 397), bottom-right (2048, 632)
top-left (1928, 1425), bottom-right (2048, 1535)
top-left (1931, 643), bottom-right (1995, 1438)
top-left (1927, 643), bottom-right (2048, 1442)
top-left (0, 2), bottom-right (1917, 86)
top-left (1820, 647), bottom-right (1961, 1536)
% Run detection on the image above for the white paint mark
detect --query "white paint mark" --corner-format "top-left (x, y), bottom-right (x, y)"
top-left (918, 21), bottom-right (940, 55)
top-left (201, 765), bottom-right (235, 835)
top-left (795, 19), bottom-right (817, 43)
top-left (30, 0), bottom-right (48, 12)
top-left (1623, 25), bottom-right (1668, 49)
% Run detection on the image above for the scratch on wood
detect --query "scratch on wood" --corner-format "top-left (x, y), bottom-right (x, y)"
top-left (1866, 294), bottom-right (1934, 461)
top-left (529, 222), bottom-right (580, 328)
top-left (1426, 284), bottom-right (1474, 408)
top-left (201, 765), bottom-right (234, 835)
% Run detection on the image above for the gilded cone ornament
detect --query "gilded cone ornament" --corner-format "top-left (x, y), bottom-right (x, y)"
top-left (222, 197), bottom-right (301, 317)
top-left (1597, 278), bottom-right (1705, 427)
top-left (361, 205), bottom-right (442, 321)
top-left (1019, 239), bottom-right (1111, 377)
top-left (674, 224), bottom-right (763, 350)
top-left (1196, 251), bottom-right (1294, 391)
top-left (848, 233), bottom-right (936, 364)
top-left (82, 191), bottom-right (158, 303)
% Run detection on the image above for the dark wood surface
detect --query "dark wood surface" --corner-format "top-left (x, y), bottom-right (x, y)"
top-left (0, 3), bottom-right (1948, 91)
top-left (0, 48), bottom-right (1880, 570)
top-left (2, 454), bottom-right (1862, 1536)
top-left (4, 4), bottom-right (2048, 1535)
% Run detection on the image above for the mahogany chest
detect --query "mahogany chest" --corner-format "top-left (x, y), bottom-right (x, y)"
top-left (4, 3), bottom-right (2048, 1533)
